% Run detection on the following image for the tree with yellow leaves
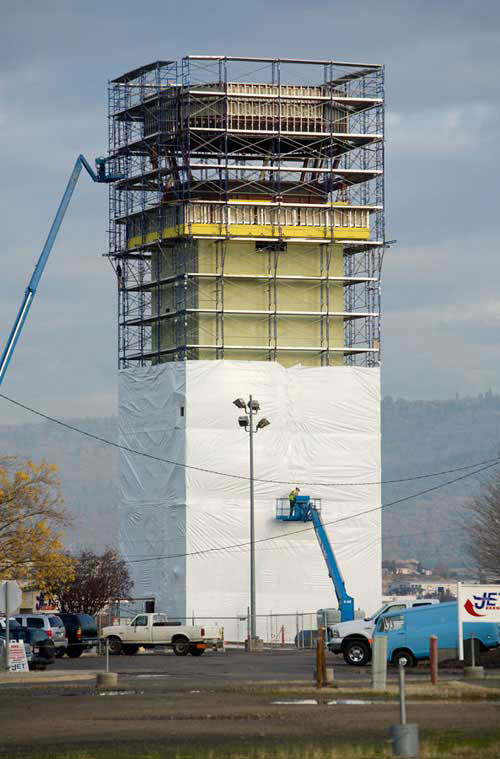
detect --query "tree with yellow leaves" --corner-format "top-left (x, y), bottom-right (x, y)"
top-left (0, 458), bottom-right (74, 591)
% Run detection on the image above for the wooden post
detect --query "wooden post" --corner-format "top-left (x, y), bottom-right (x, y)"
top-left (316, 626), bottom-right (325, 688)
top-left (430, 635), bottom-right (438, 685)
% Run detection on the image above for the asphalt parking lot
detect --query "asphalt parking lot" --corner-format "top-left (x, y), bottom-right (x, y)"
top-left (3, 648), bottom-right (500, 758)
top-left (53, 647), bottom-right (471, 686)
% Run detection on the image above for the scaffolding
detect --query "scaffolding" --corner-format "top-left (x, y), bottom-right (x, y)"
top-left (107, 56), bottom-right (385, 369)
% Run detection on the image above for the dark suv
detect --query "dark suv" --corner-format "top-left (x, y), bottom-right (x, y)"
top-left (0, 618), bottom-right (55, 670)
top-left (57, 613), bottom-right (98, 658)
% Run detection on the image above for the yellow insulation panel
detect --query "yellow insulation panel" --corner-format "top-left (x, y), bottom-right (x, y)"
top-left (128, 224), bottom-right (369, 249)
top-left (152, 240), bottom-right (344, 366)
top-left (150, 239), bottom-right (346, 367)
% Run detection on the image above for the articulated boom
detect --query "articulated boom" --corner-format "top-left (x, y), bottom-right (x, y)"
top-left (276, 495), bottom-right (355, 622)
top-left (0, 155), bottom-right (120, 386)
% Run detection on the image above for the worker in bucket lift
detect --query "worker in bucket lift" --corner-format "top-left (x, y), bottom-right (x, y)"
top-left (289, 487), bottom-right (300, 517)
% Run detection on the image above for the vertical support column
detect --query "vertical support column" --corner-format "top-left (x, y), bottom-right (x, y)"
top-left (267, 247), bottom-right (272, 359)
top-left (372, 635), bottom-right (387, 690)
top-left (430, 635), bottom-right (438, 685)
top-left (320, 246), bottom-right (326, 366)
top-left (215, 241), bottom-right (221, 358)
top-left (316, 626), bottom-right (325, 689)
top-left (155, 244), bottom-right (162, 361)
top-left (216, 239), bottom-right (228, 358)
top-left (273, 249), bottom-right (279, 361)
top-left (4, 583), bottom-right (9, 672)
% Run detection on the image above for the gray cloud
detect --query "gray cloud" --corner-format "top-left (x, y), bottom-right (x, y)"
top-left (1, 0), bottom-right (500, 423)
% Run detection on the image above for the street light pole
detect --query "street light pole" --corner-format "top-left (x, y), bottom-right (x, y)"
top-left (233, 396), bottom-right (270, 649)
top-left (248, 394), bottom-right (256, 641)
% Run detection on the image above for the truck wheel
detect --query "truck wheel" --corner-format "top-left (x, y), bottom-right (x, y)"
top-left (392, 649), bottom-right (416, 668)
top-left (122, 645), bottom-right (139, 655)
top-left (343, 639), bottom-right (370, 666)
top-left (173, 637), bottom-right (190, 656)
top-left (107, 637), bottom-right (122, 655)
top-left (67, 647), bottom-right (83, 658)
top-left (190, 647), bottom-right (205, 656)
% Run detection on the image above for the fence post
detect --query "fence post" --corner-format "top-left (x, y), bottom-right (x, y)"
top-left (430, 635), bottom-right (438, 685)
top-left (281, 625), bottom-right (285, 648)
top-left (316, 626), bottom-right (325, 689)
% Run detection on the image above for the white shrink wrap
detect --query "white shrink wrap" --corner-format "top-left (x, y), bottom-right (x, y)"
top-left (118, 361), bottom-right (381, 639)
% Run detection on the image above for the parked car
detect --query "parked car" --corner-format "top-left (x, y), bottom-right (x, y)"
top-left (373, 601), bottom-right (500, 667)
top-left (328, 598), bottom-right (440, 665)
top-left (57, 613), bottom-right (98, 658)
top-left (0, 618), bottom-right (55, 670)
top-left (14, 614), bottom-right (68, 658)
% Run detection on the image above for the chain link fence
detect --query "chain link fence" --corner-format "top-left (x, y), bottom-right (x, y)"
top-left (98, 603), bottom-right (338, 649)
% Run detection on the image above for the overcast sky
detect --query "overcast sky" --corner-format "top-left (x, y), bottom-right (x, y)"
top-left (1, 0), bottom-right (500, 424)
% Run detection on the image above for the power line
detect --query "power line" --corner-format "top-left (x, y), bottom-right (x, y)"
top-left (126, 458), bottom-right (497, 565)
top-left (1, 391), bottom-right (499, 488)
top-left (382, 526), bottom-right (466, 542)
top-left (127, 525), bottom-right (467, 560)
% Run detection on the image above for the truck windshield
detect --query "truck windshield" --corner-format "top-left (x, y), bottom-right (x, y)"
top-left (365, 605), bottom-right (386, 622)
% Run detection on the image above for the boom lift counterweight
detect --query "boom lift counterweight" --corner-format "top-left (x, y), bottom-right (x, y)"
top-left (276, 495), bottom-right (355, 622)
top-left (0, 155), bottom-right (120, 386)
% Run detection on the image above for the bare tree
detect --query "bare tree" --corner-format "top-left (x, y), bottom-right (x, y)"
top-left (468, 472), bottom-right (500, 577)
top-left (48, 548), bottom-right (133, 616)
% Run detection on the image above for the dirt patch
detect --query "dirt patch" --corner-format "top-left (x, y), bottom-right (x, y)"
top-left (2, 685), bottom-right (500, 757)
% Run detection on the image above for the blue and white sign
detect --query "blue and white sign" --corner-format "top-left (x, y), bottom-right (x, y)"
top-left (458, 584), bottom-right (500, 623)
top-left (457, 582), bottom-right (500, 660)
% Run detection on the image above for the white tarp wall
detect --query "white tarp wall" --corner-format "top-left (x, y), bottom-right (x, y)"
top-left (119, 361), bottom-right (381, 641)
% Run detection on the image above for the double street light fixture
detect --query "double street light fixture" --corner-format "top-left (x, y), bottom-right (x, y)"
top-left (233, 394), bottom-right (271, 648)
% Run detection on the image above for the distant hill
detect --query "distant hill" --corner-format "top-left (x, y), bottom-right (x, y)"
top-left (0, 417), bottom-right (118, 552)
top-left (381, 391), bottom-right (500, 567)
top-left (1, 392), bottom-right (499, 566)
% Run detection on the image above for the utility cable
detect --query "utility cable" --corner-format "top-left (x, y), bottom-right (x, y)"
top-left (126, 458), bottom-right (498, 564)
top-left (382, 526), bottom-right (466, 542)
top-left (1, 391), bottom-right (499, 489)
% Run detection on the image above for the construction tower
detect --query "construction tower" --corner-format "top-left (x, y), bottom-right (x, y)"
top-left (108, 56), bottom-right (384, 633)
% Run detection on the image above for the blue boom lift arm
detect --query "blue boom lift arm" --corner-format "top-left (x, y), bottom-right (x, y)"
top-left (276, 495), bottom-right (355, 622)
top-left (0, 155), bottom-right (120, 386)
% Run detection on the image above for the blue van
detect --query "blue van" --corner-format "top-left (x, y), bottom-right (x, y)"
top-left (374, 601), bottom-right (500, 667)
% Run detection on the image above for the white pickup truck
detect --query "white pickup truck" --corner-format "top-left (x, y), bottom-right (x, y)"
top-left (328, 598), bottom-right (440, 665)
top-left (101, 613), bottom-right (220, 656)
